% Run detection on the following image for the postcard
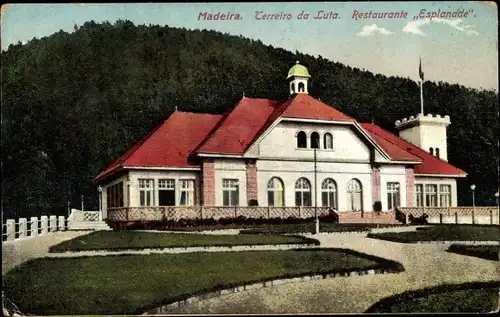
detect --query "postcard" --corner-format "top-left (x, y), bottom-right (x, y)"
top-left (1, 2), bottom-right (498, 316)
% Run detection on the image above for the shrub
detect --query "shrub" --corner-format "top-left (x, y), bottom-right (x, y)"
top-left (373, 201), bottom-right (382, 212)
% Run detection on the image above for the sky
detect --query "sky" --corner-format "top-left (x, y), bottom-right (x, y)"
top-left (1, 2), bottom-right (498, 91)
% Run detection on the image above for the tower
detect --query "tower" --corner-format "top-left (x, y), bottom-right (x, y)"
top-left (395, 113), bottom-right (451, 161)
top-left (287, 61), bottom-right (311, 95)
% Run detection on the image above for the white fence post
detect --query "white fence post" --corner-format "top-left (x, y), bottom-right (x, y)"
top-left (58, 216), bottom-right (66, 231)
top-left (18, 218), bottom-right (27, 238)
top-left (6, 219), bottom-right (16, 241)
top-left (49, 215), bottom-right (57, 232)
top-left (40, 216), bottom-right (48, 234)
top-left (30, 217), bottom-right (38, 237)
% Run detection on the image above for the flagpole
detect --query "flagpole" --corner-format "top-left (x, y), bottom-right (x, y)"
top-left (420, 79), bottom-right (424, 115)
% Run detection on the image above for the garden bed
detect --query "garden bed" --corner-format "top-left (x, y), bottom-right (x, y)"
top-left (48, 230), bottom-right (319, 252)
top-left (446, 244), bottom-right (499, 261)
top-left (365, 281), bottom-right (499, 313)
top-left (367, 225), bottom-right (499, 243)
top-left (3, 248), bottom-right (404, 315)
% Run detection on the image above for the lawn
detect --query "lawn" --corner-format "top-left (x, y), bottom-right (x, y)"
top-left (446, 244), bottom-right (499, 261)
top-left (365, 281), bottom-right (499, 313)
top-left (367, 224), bottom-right (499, 243)
top-left (2, 248), bottom-right (404, 315)
top-left (48, 230), bottom-right (319, 252)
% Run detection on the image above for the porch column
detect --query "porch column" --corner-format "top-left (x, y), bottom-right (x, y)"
top-left (202, 159), bottom-right (215, 206)
top-left (246, 159), bottom-right (258, 205)
top-left (406, 167), bottom-right (415, 207)
top-left (371, 165), bottom-right (381, 207)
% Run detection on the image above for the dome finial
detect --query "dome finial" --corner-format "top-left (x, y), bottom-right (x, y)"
top-left (296, 60), bottom-right (300, 64)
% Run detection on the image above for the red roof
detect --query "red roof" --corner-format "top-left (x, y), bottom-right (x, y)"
top-left (360, 123), bottom-right (467, 176)
top-left (94, 111), bottom-right (222, 182)
top-left (280, 93), bottom-right (355, 121)
top-left (194, 98), bottom-right (280, 154)
top-left (94, 94), bottom-right (466, 182)
top-left (195, 94), bottom-right (354, 154)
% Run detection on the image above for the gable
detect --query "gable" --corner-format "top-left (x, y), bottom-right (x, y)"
top-left (256, 121), bottom-right (372, 161)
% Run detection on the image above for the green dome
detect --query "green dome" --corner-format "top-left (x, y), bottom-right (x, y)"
top-left (286, 61), bottom-right (311, 79)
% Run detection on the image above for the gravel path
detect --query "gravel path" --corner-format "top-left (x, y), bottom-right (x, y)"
top-left (45, 243), bottom-right (316, 257)
top-left (166, 233), bottom-right (500, 314)
top-left (2, 231), bottom-right (93, 275)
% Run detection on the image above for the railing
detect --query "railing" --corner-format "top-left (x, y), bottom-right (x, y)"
top-left (107, 206), bottom-right (398, 222)
top-left (397, 206), bottom-right (500, 225)
top-left (2, 214), bottom-right (72, 242)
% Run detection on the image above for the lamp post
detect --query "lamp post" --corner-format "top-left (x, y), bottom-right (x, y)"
top-left (470, 184), bottom-right (476, 224)
top-left (314, 146), bottom-right (319, 235)
top-left (98, 186), bottom-right (103, 221)
top-left (495, 192), bottom-right (499, 225)
top-left (81, 194), bottom-right (84, 212)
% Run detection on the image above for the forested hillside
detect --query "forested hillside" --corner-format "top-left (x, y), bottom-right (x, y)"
top-left (2, 20), bottom-right (498, 219)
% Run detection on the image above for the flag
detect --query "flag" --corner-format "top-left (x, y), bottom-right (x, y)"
top-left (419, 57), bottom-right (424, 82)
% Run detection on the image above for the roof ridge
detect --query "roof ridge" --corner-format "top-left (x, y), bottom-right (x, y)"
top-left (190, 99), bottom-right (244, 154)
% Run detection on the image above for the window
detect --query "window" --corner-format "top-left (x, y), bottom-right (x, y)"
top-left (267, 177), bottom-right (284, 206)
top-left (321, 178), bottom-right (338, 209)
top-left (180, 180), bottom-right (194, 206)
top-left (425, 184), bottom-right (438, 207)
top-left (106, 182), bottom-right (124, 208)
top-left (297, 131), bottom-right (307, 148)
top-left (311, 132), bottom-right (320, 149)
top-left (436, 148), bottom-right (440, 158)
top-left (439, 184), bottom-right (451, 207)
top-left (429, 147), bottom-right (434, 155)
top-left (298, 82), bottom-right (305, 92)
top-left (222, 179), bottom-right (239, 206)
top-left (295, 177), bottom-right (312, 206)
top-left (387, 182), bottom-right (401, 210)
top-left (347, 179), bottom-right (363, 211)
top-left (139, 179), bottom-right (154, 206)
top-left (158, 179), bottom-right (175, 206)
top-left (415, 184), bottom-right (424, 207)
top-left (324, 133), bottom-right (333, 149)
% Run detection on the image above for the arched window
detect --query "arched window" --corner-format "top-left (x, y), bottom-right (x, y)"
top-left (347, 179), bottom-right (363, 211)
top-left (298, 82), bottom-right (305, 92)
top-left (429, 147), bottom-right (434, 155)
top-left (295, 177), bottom-right (311, 206)
top-left (290, 82), bottom-right (295, 94)
top-left (297, 131), bottom-right (307, 148)
top-left (267, 177), bottom-right (284, 207)
top-left (435, 148), bottom-right (440, 158)
top-left (311, 132), bottom-right (320, 149)
top-left (321, 178), bottom-right (338, 209)
top-left (324, 133), bottom-right (333, 149)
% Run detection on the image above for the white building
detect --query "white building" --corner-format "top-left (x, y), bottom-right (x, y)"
top-left (94, 62), bottom-right (467, 219)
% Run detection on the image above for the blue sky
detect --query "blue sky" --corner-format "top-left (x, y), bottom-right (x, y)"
top-left (1, 2), bottom-right (498, 91)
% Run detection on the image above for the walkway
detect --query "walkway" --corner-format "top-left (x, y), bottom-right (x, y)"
top-left (165, 232), bottom-right (500, 314)
top-left (2, 231), bottom-right (92, 275)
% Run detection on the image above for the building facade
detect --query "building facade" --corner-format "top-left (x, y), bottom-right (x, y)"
top-left (94, 62), bottom-right (467, 219)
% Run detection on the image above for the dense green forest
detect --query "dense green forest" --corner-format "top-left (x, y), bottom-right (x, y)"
top-left (1, 20), bottom-right (498, 219)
